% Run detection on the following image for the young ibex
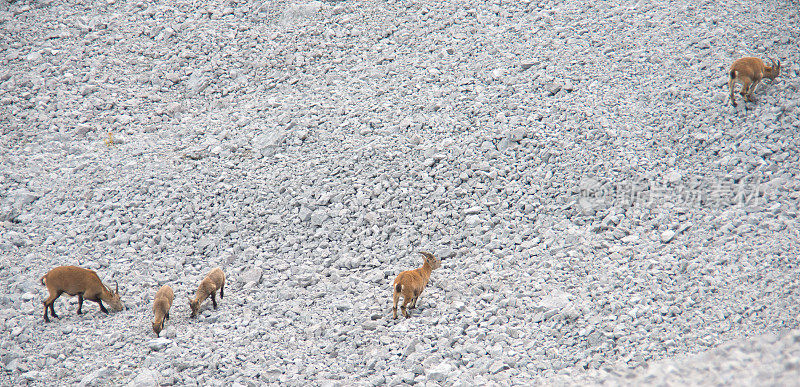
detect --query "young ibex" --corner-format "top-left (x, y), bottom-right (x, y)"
top-left (189, 267), bottom-right (225, 317)
top-left (392, 251), bottom-right (441, 319)
top-left (729, 56), bottom-right (781, 107)
top-left (152, 285), bottom-right (174, 337)
top-left (40, 266), bottom-right (124, 322)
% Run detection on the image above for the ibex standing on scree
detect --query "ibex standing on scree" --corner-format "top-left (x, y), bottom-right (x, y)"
top-left (152, 285), bottom-right (174, 337)
top-left (189, 267), bottom-right (225, 317)
top-left (40, 266), bottom-right (124, 322)
top-left (729, 56), bottom-right (781, 107)
top-left (392, 251), bottom-right (441, 319)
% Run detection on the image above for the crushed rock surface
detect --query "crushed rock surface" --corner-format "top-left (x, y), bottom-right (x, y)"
top-left (1, 0), bottom-right (799, 385)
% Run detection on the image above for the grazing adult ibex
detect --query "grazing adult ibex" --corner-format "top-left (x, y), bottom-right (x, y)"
top-left (189, 267), bottom-right (225, 317)
top-left (152, 285), bottom-right (174, 337)
top-left (729, 56), bottom-right (781, 106)
top-left (40, 266), bottom-right (124, 322)
top-left (392, 251), bottom-right (441, 319)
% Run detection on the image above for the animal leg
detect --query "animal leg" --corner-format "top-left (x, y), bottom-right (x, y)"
top-left (728, 79), bottom-right (737, 107)
top-left (410, 288), bottom-right (424, 309)
top-left (401, 298), bottom-right (411, 318)
top-left (747, 81), bottom-right (758, 102)
top-left (392, 291), bottom-right (401, 319)
top-left (43, 291), bottom-right (62, 322)
top-left (77, 293), bottom-right (84, 315)
top-left (211, 292), bottom-right (217, 309)
top-left (165, 312), bottom-right (170, 321)
top-left (96, 299), bottom-right (109, 314)
top-left (740, 79), bottom-right (752, 102)
top-left (220, 285), bottom-right (224, 299)
top-left (747, 80), bottom-right (761, 102)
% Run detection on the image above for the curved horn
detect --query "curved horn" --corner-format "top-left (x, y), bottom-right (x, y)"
top-left (766, 56), bottom-right (776, 68)
top-left (115, 281), bottom-right (119, 294)
top-left (418, 251), bottom-right (434, 259)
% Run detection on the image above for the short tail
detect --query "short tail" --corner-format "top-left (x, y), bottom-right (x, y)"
top-left (395, 283), bottom-right (402, 293)
top-left (729, 69), bottom-right (736, 79)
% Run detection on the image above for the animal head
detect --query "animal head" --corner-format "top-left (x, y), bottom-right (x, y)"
top-left (419, 251), bottom-right (441, 270)
top-left (188, 296), bottom-right (200, 317)
top-left (106, 281), bottom-right (124, 312)
top-left (765, 56), bottom-right (781, 79)
top-left (152, 320), bottom-right (164, 337)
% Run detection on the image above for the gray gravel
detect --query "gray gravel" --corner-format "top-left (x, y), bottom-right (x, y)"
top-left (1, 0), bottom-right (799, 385)
top-left (558, 329), bottom-right (800, 385)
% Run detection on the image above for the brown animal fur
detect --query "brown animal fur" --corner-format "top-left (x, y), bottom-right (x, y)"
top-left (152, 285), bottom-right (174, 337)
top-left (189, 267), bottom-right (225, 317)
top-left (392, 251), bottom-right (441, 319)
top-left (40, 266), bottom-right (124, 323)
top-left (729, 56), bottom-right (781, 107)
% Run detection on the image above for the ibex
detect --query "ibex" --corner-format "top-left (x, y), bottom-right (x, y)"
top-left (152, 285), bottom-right (174, 337)
top-left (189, 267), bottom-right (225, 317)
top-left (728, 56), bottom-right (781, 107)
top-left (392, 251), bottom-right (441, 319)
top-left (40, 266), bottom-right (124, 322)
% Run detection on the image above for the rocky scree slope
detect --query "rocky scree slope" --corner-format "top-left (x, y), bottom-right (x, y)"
top-left (1, 0), bottom-right (799, 385)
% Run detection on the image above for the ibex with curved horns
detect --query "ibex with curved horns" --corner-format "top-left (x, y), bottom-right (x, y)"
top-left (40, 266), bottom-right (124, 322)
top-left (728, 56), bottom-right (781, 107)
